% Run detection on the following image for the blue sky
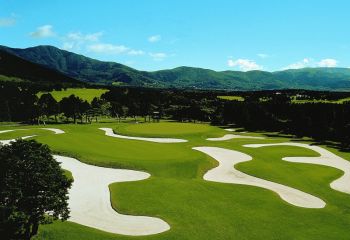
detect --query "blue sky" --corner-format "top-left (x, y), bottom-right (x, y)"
top-left (1, 0), bottom-right (350, 71)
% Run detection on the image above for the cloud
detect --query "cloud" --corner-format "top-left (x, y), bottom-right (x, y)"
top-left (67, 32), bottom-right (103, 42)
top-left (63, 31), bottom-right (104, 51)
top-left (227, 59), bottom-right (263, 71)
top-left (283, 58), bottom-right (311, 70)
top-left (257, 53), bottom-right (269, 59)
top-left (149, 52), bottom-right (167, 61)
top-left (62, 42), bottom-right (74, 50)
top-left (283, 58), bottom-right (338, 70)
top-left (0, 17), bottom-right (16, 27)
top-left (30, 25), bottom-right (55, 38)
top-left (317, 58), bottom-right (337, 67)
top-left (128, 50), bottom-right (145, 56)
top-left (87, 43), bottom-right (129, 54)
top-left (148, 35), bottom-right (161, 43)
top-left (87, 43), bottom-right (144, 56)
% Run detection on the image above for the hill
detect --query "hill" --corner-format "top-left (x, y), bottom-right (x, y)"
top-left (1, 45), bottom-right (350, 91)
top-left (0, 48), bottom-right (81, 86)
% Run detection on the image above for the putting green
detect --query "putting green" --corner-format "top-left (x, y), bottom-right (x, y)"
top-left (1, 122), bottom-right (350, 240)
top-left (115, 122), bottom-right (221, 138)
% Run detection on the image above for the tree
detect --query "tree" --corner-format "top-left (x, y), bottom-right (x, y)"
top-left (60, 95), bottom-right (89, 123)
top-left (0, 140), bottom-right (72, 240)
top-left (37, 93), bottom-right (59, 124)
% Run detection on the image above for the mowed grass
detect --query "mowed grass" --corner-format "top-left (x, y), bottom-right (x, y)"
top-left (217, 95), bottom-right (245, 101)
top-left (291, 96), bottom-right (350, 104)
top-left (37, 88), bottom-right (108, 103)
top-left (116, 122), bottom-right (221, 138)
top-left (1, 122), bottom-right (350, 240)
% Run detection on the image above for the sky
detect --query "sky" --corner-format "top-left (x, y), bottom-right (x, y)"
top-left (1, 0), bottom-right (350, 71)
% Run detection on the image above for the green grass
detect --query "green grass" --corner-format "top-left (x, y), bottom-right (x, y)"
top-left (291, 96), bottom-right (350, 104)
top-left (0, 74), bottom-right (28, 82)
top-left (115, 122), bottom-right (221, 138)
top-left (37, 88), bottom-right (108, 103)
top-left (1, 122), bottom-right (350, 240)
top-left (217, 95), bottom-right (245, 101)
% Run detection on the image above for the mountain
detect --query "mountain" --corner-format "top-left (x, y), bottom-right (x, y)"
top-left (1, 45), bottom-right (350, 91)
top-left (0, 48), bottom-right (81, 86)
top-left (0, 45), bottom-right (157, 87)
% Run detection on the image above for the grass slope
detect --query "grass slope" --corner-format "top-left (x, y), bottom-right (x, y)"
top-left (37, 88), bottom-right (108, 103)
top-left (1, 122), bottom-right (350, 240)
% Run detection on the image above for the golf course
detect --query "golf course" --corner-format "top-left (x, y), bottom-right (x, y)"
top-left (1, 121), bottom-right (350, 240)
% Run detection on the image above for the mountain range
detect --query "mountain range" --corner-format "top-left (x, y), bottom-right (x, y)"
top-left (1, 45), bottom-right (350, 91)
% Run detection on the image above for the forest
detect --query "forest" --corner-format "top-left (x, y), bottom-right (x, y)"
top-left (1, 81), bottom-right (350, 148)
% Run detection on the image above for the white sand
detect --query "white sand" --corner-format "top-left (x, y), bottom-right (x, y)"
top-left (0, 128), bottom-right (65, 134)
top-left (224, 128), bottom-right (247, 134)
top-left (207, 134), bottom-right (265, 141)
top-left (99, 128), bottom-right (188, 143)
top-left (54, 155), bottom-right (170, 236)
top-left (0, 135), bottom-right (37, 145)
top-left (0, 130), bottom-right (16, 134)
top-left (193, 147), bottom-right (325, 208)
top-left (244, 142), bottom-right (350, 194)
top-left (224, 128), bottom-right (237, 132)
top-left (39, 128), bottom-right (65, 134)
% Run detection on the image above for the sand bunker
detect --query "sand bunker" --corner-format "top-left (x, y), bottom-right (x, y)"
top-left (207, 134), bottom-right (264, 141)
top-left (0, 130), bottom-right (17, 134)
top-left (0, 128), bottom-right (65, 135)
top-left (0, 135), bottom-right (36, 145)
top-left (244, 142), bottom-right (350, 194)
top-left (99, 128), bottom-right (188, 143)
top-left (224, 128), bottom-right (237, 132)
top-left (54, 155), bottom-right (170, 235)
top-left (193, 147), bottom-right (325, 208)
top-left (39, 128), bottom-right (65, 134)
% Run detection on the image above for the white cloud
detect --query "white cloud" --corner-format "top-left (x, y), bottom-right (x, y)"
top-left (30, 25), bottom-right (55, 38)
top-left (257, 53), bottom-right (269, 59)
top-left (62, 42), bottom-right (74, 50)
top-left (227, 59), bottom-right (263, 71)
top-left (317, 58), bottom-right (337, 67)
top-left (87, 43), bottom-right (129, 54)
top-left (87, 43), bottom-right (144, 56)
top-left (0, 17), bottom-right (16, 27)
top-left (148, 35), bottom-right (161, 43)
top-left (283, 58), bottom-right (311, 70)
top-left (149, 52), bottom-right (167, 61)
top-left (128, 50), bottom-right (145, 56)
top-left (67, 32), bottom-right (103, 42)
top-left (63, 31), bottom-right (104, 51)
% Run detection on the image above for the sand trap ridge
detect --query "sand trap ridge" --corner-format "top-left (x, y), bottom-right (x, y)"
top-left (244, 142), bottom-right (350, 194)
top-left (207, 134), bottom-right (264, 141)
top-left (99, 128), bottom-right (188, 143)
top-left (0, 128), bottom-right (65, 135)
top-left (55, 155), bottom-right (170, 236)
top-left (193, 146), bottom-right (325, 208)
top-left (0, 135), bottom-right (37, 145)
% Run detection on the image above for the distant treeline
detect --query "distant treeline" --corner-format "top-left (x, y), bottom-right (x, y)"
top-left (1, 81), bottom-right (350, 148)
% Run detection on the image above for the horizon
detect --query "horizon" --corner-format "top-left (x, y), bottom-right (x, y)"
top-left (1, 0), bottom-right (350, 71)
top-left (4, 44), bottom-right (350, 74)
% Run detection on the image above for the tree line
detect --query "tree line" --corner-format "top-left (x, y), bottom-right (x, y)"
top-left (1, 81), bottom-right (350, 148)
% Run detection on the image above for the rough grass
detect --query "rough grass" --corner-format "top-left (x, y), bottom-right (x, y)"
top-left (291, 96), bottom-right (350, 104)
top-left (37, 88), bottom-right (108, 103)
top-left (217, 95), bottom-right (245, 101)
top-left (1, 122), bottom-right (350, 240)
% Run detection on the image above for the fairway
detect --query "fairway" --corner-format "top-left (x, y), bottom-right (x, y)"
top-left (37, 88), bottom-right (108, 103)
top-left (1, 122), bottom-right (350, 240)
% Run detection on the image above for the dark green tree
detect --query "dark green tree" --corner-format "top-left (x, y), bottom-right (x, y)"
top-left (0, 140), bottom-right (72, 240)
